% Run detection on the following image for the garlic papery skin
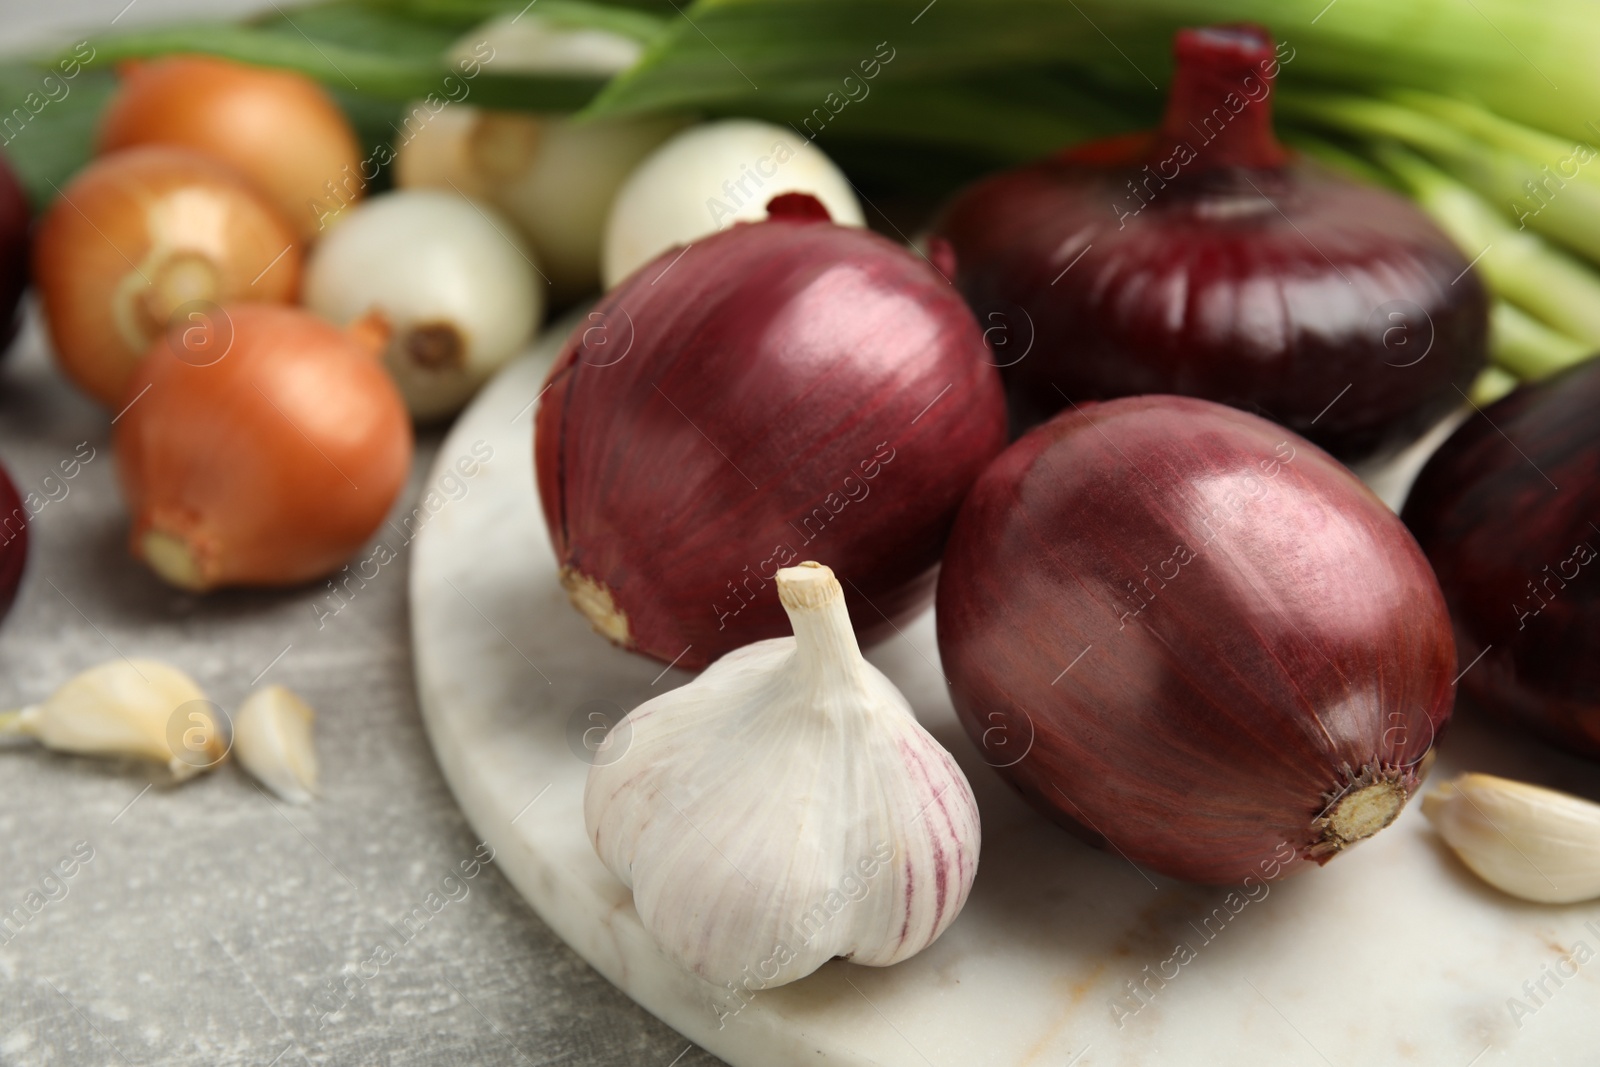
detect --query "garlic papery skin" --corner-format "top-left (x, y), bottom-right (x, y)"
top-left (584, 562), bottom-right (980, 990)
top-left (303, 189), bottom-right (541, 421)
top-left (0, 659), bottom-right (226, 781)
top-left (1423, 773), bottom-right (1600, 904)
top-left (600, 119), bottom-right (865, 290)
top-left (234, 685), bottom-right (318, 804)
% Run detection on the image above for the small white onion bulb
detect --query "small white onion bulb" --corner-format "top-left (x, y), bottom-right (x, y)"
top-left (446, 13), bottom-right (645, 76)
top-left (303, 189), bottom-right (541, 421)
top-left (600, 119), bottom-right (865, 290)
top-left (395, 107), bottom-right (684, 302)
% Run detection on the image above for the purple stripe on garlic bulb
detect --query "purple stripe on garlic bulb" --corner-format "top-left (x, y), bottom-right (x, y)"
top-left (583, 561), bottom-right (979, 990)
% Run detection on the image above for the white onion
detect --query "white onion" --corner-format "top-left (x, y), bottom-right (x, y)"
top-left (600, 119), bottom-right (865, 289)
top-left (447, 13), bottom-right (644, 76)
top-left (490, 114), bottom-right (686, 299)
top-left (303, 189), bottom-right (541, 421)
top-left (393, 105), bottom-right (491, 200)
top-left (396, 108), bottom-right (682, 302)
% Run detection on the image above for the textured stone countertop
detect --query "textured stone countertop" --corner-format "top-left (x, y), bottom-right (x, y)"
top-left (0, 2), bottom-right (706, 1056)
top-left (0, 292), bottom-right (723, 1067)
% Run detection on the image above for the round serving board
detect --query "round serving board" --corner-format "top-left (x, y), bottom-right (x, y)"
top-left (411, 319), bottom-right (1600, 1067)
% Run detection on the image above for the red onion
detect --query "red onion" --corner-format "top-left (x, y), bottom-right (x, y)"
top-left (1403, 359), bottom-right (1600, 759)
top-left (535, 192), bottom-right (1007, 669)
top-left (929, 25), bottom-right (1487, 460)
top-left (0, 458), bottom-right (25, 622)
top-left (936, 396), bottom-right (1455, 883)
top-left (0, 149), bottom-right (28, 354)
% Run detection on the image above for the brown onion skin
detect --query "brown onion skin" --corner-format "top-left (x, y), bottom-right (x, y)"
top-left (535, 195), bottom-right (1007, 670)
top-left (115, 304), bottom-right (412, 591)
top-left (98, 55), bottom-right (362, 239)
top-left (1402, 359), bottom-right (1600, 758)
top-left (929, 26), bottom-right (1487, 461)
top-left (0, 458), bottom-right (25, 622)
top-left (34, 146), bottom-right (302, 407)
top-left (936, 395), bottom-right (1455, 883)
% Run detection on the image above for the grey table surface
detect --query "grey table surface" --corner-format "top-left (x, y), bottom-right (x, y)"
top-left (0, 0), bottom-right (717, 1059)
top-left (0, 304), bottom-right (721, 1064)
top-left (15, 1), bottom-right (679, 1060)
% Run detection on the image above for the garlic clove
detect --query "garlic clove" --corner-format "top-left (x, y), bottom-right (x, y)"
top-left (585, 562), bottom-right (980, 991)
top-left (0, 659), bottom-right (227, 780)
top-left (1423, 772), bottom-right (1600, 904)
top-left (234, 685), bottom-right (318, 804)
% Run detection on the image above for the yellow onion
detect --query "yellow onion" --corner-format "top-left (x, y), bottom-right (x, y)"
top-left (34, 146), bottom-right (301, 408)
top-left (114, 304), bottom-right (412, 592)
top-left (97, 55), bottom-right (363, 238)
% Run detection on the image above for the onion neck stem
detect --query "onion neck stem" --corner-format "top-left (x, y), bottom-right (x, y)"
top-left (1148, 24), bottom-right (1287, 173)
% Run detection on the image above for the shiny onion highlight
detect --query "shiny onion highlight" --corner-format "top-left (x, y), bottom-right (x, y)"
top-left (34, 146), bottom-right (301, 408)
top-left (1403, 358), bottom-right (1600, 759)
top-left (114, 304), bottom-right (412, 592)
top-left (97, 55), bottom-right (363, 239)
top-left (536, 193), bottom-right (1007, 669)
top-left (937, 396), bottom-right (1456, 883)
top-left (930, 25), bottom-right (1487, 460)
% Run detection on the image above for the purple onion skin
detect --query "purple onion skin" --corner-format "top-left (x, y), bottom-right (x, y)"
top-left (0, 150), bottom-right (28, 352)
top-left (929, 28), bottom-right (1487, 461)
top-left (937, 396), bottom-right (1456, 884)
top-left (536, 197), bottom-right (1008, 670)
top-left (1403, 358), bottom-right (1600, 759)
top-left (0, 459), bottom-right (26, 622)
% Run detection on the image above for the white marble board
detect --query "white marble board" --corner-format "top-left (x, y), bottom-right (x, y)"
top-left (410, 321), bottom-right (1600, 1067)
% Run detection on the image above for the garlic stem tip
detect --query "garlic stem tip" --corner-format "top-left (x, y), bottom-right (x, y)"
top-left (776, 562), bottom-right (841, 611)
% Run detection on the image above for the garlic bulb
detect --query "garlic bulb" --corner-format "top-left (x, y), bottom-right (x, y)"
top-left (584, 562), bottom-right (980, 991)
top-left (1423, 772), bottom-right (1600, 903)
top-left (395, 107), bottom-right (683, 301)
top-left (303, 190), bottom-right (541, 421)
top-left (234, 685), bottom-right (318, 804)
top-left (0, 659), bottom-right (227, 780)
top-left (600, 119), bottom-right (865, 290)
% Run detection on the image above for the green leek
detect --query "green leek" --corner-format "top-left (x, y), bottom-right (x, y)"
top-left (1489, 302), bottom-right (1594, 381)
top-left (1376, 144), bottom-right (1600, 348)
